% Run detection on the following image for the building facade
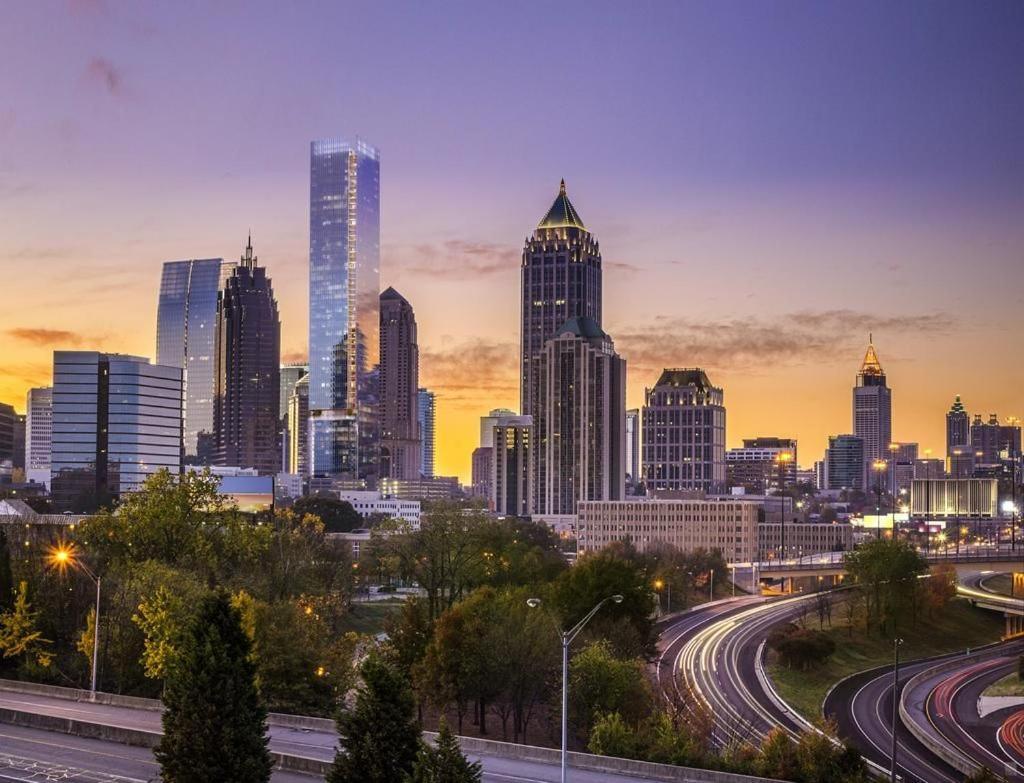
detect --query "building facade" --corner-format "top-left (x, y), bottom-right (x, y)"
top-left (577, 498), bottom-right (758, 563)
top-left (50, 351), bottom-right (183, 511)
top-left (971, 414), bottom-right (1005, 465)
top-left (492, 418), bottom-right (532, 517)
top-left (852, 338), bottom-right (892, 482)
top-left (625, 408), bottom-right (640, 491)
top-left (725, 437), bottom-right (798, 494)
top-left (25, 387), bottom-right (52, 487)
top-left (336, 490), bottom-right (421, 528)
top-left (642, 368), bottom-right (726, 494)
top-left (757, 522), bottom-right (854, 560)
top-left (535, 317), bottom-right (625, 517)
top-left (287, 375), bottom-right (309, 477)
top-left (279, 363), bottom-right (308, 420)
top-left (520, 181), bottom-right (602, 434)
top-left (911, 478), bottom-right (999, 519)
top-left (156, 258), bottom-right (235, 462)
top-left (379, 287), bottom-right (421, 480)
top-left (417, 388), bottom-right (435, 478)
top-left (470, 447), bottom-right (493, 503)
top-left (308, 137), bottom-right (381, 485)
top-left (946, 395), bottom-right (969, 460)
top-left (214, 237), bottom-right (281, 474)
top-left (825, 434), bottom-right (864, 491)
top-left (0, 403), bottom-right (14, 477)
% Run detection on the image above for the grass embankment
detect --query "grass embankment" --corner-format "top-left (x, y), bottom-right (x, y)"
top-left (980, 573), bottom-right (1015, 597)
top-left (768, 598), bottom-right (1005, 722)
top-left (984, 673), bottom-right (1024, 698)
top-left (340, 598), bottom-right (405, 635)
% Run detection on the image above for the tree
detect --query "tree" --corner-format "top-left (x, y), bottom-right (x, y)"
top-left (0, 528), bottom-right (13, 611)
top-left (328, 652), bottom-right (421, 783)
top-left (155, 591), bottom-right (272, 783)
top-left (292, 496), bottom-right (364, 534)
top-left (922, 563), bottom-right (957, 617)
top-left (758, 728), bottom-right (799, 781)
top-left (844, 539), bottom-right (927, 636)
top-left (408, 719), bottom-right (482, 783)
top-left (568, 640), bottom-right (652, 737)
top-left (768, 625), bottom-right (836, 670)
top-left (0, 581), bottom-right (53, 671)
top-left (588, 712), bottom-right (639, 759)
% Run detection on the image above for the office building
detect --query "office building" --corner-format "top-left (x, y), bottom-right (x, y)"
top-left (50, 351), bottom-right (183, 511)
top-left (642, 368), bottom-right (726, 494)
top-left (378, 475), bottom-right (461, 502)
top-left (825, 434), bottom-right (864, 491)
top-left (913, 457), bottom-right (945, 480)
top-left (0, 403), bottom-right (14, 475)
top-left (11, 415), bottom-right (25, 471)
top-left (156, 258), bottom-right (236, 462)
top-left (417, 388), bottom-right (435, 478)
top-left (492, 418), bottom-right (532, 517)
top-left (336, 490), bottom-right (421, 528)
top-left (476, 409), bottom-right (531, 503)
top-left (1000, 418), bottom-right (1022, 458)
top-left (308, 137), bottom-right (381, 485)
top-left (911, 478), bottom-right (999, 518)
top-left (725, 437), bottom-right (797, 494)
top-left (971, 413), bottom-right (1012, 465)
top-left (287, 375), bottom-right (309, 477)
top-left (480, 408), bottom-right (518, 449)
top-left (279, 363), bottom-right (308, 420)
top-left (214, 237), bottom-right (281, 474)
top-left (852, 337), bottom-right (892, 481)
top-left (577, 498), bottom-right (758, 563)
top-left (948, 447), bottom-right (975, 479)
top-left (379, 288), bottom-right (421, 480)
top-left (470, 447), bottom-right (493, 502)
top-left (946, 395), bottom-right (970, 459)
top-left (625, 408), bottom-right (640, 490)
top-left (25, 387), bottom-right (52, 487)
top-left (758, 522), bottom-right (854, 560)
top-left (521, 181), bottom-right (602, 435)
top-left (535, 317), bottom-right (625, 518)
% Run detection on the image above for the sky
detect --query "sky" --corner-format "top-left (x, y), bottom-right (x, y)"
top-left (1, 1), bottom-right (1022, 481)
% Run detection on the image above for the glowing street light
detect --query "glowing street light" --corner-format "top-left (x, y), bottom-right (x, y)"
top-left (48, 543), bottom-right (101, 698)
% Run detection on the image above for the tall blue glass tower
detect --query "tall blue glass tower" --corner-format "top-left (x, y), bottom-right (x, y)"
top-left (308, 137), bottom-right (381, 485)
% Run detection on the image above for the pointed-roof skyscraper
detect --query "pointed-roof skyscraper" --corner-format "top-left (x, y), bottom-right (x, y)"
top-left (853, 335), bottom-right (892, 486)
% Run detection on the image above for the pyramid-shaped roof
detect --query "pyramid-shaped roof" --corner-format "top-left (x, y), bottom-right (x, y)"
top-left (557, 316), bottom-right (605, 339)
top-left (860, 339), bottom-right (884, 375)
top-left (538, 180), bottom-right (586, 230)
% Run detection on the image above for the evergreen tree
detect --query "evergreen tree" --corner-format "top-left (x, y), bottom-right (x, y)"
top-left (328, 652), bottom-right (420, 783)
top-left (0, 529), bottom-right (12, 610)
top-left (408, 719), bottom-right (482, 783)
top-left (155, 591), bottom-right (272, 783)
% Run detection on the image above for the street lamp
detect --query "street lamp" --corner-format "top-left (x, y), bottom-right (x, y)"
top-left (653, 579), bottom-right (670, 614)
top-left (890, 637), bottom-right (904, 783)
top-left (872, 460), bottom-right (888, 540)
top-left (889, 444), bottom-right (900, 540)
top-left (49, 543), bottom-right (101, 698)
top-left (527, 594), bottom-right (624, 783)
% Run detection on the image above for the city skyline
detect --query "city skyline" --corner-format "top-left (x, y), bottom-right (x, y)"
top-left (2, 2), bottom-right (1023, 482)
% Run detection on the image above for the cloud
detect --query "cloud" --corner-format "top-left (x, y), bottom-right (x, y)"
top-left (281, 350), bottom-right (307, 364)
top-left (84, 57), bottom-right (123, 95)
top-left (420, 338), bottom-right (519, 408)
top-left (7, 328), bottom-right (92, 347)
top-left (610, 309), bottom-right (956, 377)
top-left (386, 240), bottom-right (518, 279)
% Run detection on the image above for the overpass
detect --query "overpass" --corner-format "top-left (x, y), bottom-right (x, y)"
top-left (753, 548), bottom-right (1024, 582)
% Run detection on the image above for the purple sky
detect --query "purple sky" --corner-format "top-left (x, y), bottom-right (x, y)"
top-left (2, 1), bottom-right (1022, 478)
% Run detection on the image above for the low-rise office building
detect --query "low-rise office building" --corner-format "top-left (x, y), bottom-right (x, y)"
top-left (757, 521), bottom-right (854, 561)
top-left (337, 490), bottom-right (421, 528)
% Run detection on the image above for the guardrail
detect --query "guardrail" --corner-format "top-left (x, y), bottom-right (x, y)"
top-left (759, 551), bottom-right (1024, 573)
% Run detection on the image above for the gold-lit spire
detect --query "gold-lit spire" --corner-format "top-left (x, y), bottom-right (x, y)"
top-left (860, 334), bottom-right (883, 376)
top-left (538, 179), bottom-right (586, 230)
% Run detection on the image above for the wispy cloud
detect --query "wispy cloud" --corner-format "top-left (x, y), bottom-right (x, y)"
top-left (7, 328), bottom-right (94, 347)
top-left (420, 338), bottom-right (518, 408)
top-left (84, 57), bottom-right (123, 96)
top-left (611, 309), bottom-right (956, 377)
top-left (386, 240), bottom-right (518, 279)
top-left (281, 349), bottom-right (307, 364)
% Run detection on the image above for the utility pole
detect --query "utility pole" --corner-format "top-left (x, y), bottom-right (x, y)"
top-left (890, 637), bottom-right (904, 783)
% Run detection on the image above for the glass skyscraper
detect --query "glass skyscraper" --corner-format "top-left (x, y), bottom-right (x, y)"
top-left (156, 258), bottom-right (235, 462)
top-left (308, 137), bottom-right (381, 485)
top-left (51, 351), bottom-right (182, 512)
top-left (417, 388), bottom-right (435, 478)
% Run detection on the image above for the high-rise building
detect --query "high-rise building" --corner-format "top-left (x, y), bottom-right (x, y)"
top-left (214, 237), bottom-right (281, 474)
top-left (25, 387), bottom-right (52, 487)
top-left (379, 288), bottom-right (421, 480)
top-left (625, 409), bottom-right (640, 490)
top-left (825, 434), bottom-right (864, 491)
top-left (492, 418), bottom-right (533, 516)
top-left (725, 437), bottom-right (797, 494)
top-left (308, 137), bottom-right (381, 485)
top-left (0, 403), bottom-right (14, 476)
top-left (521, 181), bottom-right (602, 472)
top-left (156, 258), bottom-right (236, 462)
top-left (971, 413), bottom-right (1005, 465)
top-left (470, 447), bottom-right (493, 502)
top-left (50, 351), bottom-right (182, 511)
top-left (535, 317), bottom-right (625, 517)
top-left (11, 415), bottom-right (25, 471)
top-left (287, 375), bottom-right (309, 477)
top-left (480, 408), bottom-right (517, 449)
top-left (476, 410), bottom-right (531, 505)
top-left (999, 418), bottom-right (1022, 459)
top-left (279, 363), bottom-right (308, 420)
top-left (946, 395), bottom-right (970, 460)
top-left (417, 388), bottom-right (436, 478)
top-left (852, 337), bottom-right (892, 482)
top-left (641, 369), bottom-right (726, 494)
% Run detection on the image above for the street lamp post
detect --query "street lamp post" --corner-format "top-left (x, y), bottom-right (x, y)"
top-left (527, 594), bottom-right (624, 783)
top-left (708, 568), bottom-right (714, 603)
top-left (890, 637), bottom-right (904, 783)
top-left (889, 444), bottom-right (900, 541)
top-left (873, 459), bottom-right (888, 540)
top-left (50, 544), bottom-right (101, 697)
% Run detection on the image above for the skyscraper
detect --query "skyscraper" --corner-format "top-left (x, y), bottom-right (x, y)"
top-left (11, 415), bottom-right (25, 471)
top-left (536, 317), bottom-right (626, 517)
top-left (521, 181), bottom-right (602, 454)
top-left (287, 375), bottom-right (309, 477)
top-left (971, 413), bottom-right (1004, 464)
top-left (492, 418), bottom-right (533, 516)
top-left (825, 434), bottom-right (865, 491)
top-left (25, 387), bottom-right (52, 487)
top-left (308, 137), bottom-right (381, 485)
top-left (625, 409), bottom-right (640, 491)
top-left (214, 237), bottom-right (281, 474)
top-left (641, 369), bottom-right (726, 494)
top-left (853, 337), bottom-right (892, 481)
top-left (156, 258), bottom-right (236, 462)
top-left (279, 363), bottom-right (308, 420)
top-left (379, 287), bottom-right (420, 480)
top-left (946, 395), bottom-right (969, 459)
top-left (0, 403), bottom-right (14, 476)
top-left (417, 388), bottom-right (436, 478)
top-left (50, 351), bottom-right (182, 511)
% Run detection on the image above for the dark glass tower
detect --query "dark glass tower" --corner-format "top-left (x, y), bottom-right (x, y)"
top-left (852, 336), bottom-right (892, 482)
top-left (308, 138), bottom-right (380, 486)
top-left (214, 237), bottom-right (281, 474)
top-left (946, 395), bottom-right (969, 460)
top-left (379, 287), bottom-right (420, 480)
